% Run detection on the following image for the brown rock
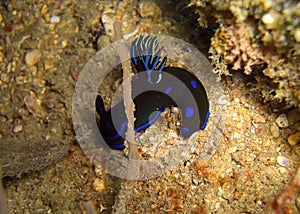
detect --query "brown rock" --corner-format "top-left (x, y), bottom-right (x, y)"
top-left (288, 132), bottom-right (300, 146)
top-left (275, 114), bottom-right (289, 128)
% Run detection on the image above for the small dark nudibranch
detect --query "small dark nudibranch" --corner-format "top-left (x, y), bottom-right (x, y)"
top-left (96, 35), bottom-right (210, 150)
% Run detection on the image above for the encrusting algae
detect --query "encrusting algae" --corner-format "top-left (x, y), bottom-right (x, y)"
top-left (190, 0), bottom-right (300, 107)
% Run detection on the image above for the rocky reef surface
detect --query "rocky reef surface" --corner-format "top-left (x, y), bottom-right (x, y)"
top-left (190, 0), bottom-right (300, 107)
top-left (0, 0), bottom-right (299, 213)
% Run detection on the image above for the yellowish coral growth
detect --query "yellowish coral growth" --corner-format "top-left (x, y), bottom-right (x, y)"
top-left (209, 20), bottom-right (299, 106)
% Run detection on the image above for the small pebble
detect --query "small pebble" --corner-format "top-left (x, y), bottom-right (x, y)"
top-left (32, 78), bottom-right (46, 87)
top-left (61, 40), bottom-right (68, 48)
top-left (276, 155), bottom-right (289, 167)
top-left (41, 4), bottom-right (48, 15)
top-left (92, 178), bottom-right (105, 192)
top-left (25, 49), bottom-right (41, 66)
top-left (270, 123), bottom-right (280, 138)
top-left (294, 28), bottom-right (300, 43)
top-left (24, 92), bottom-right (43, 115)
top-left (1, 73), bottom-right (9, 82)
top-left (217, 95), bottom-right (226, 105)
top-left (240, 96), bottom-right (246, 104)
top-left (50, 15), bottom-right (60, 23)
top-left (287, 132), bottom-right (300, 146)
top-left (252, 114), bottom-right (266, 123)
top-left (13, 124), bottom-right (23, 132)
top-left (233, 98), bottom-right (240, 103)
top-left (275, 114), bottom-right (289, 128)
top-left (279, 167), bottom-right (287, 174)
top-left (192, 177), bottom-right (199, 185)
top-left (238, 107), bottom-right (247, 115)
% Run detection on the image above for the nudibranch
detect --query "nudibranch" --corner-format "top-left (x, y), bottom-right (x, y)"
top-left (96, 36), bottom-right (210, 150)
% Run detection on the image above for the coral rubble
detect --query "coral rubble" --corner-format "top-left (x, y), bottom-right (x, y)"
top-left (190, 0), bottom-right (300, 106)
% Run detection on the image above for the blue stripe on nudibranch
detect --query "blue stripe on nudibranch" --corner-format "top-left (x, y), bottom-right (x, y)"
top-left (105, 120), bottom-right (128, 141)
top-left (199, 103), bottom-right (210, 130)
top-left (96, 35), bottom-right (210, 150)
top-left (135, 108), bottom-right (164, 132)
top-left (110, 144), bottom-right (125, 150)
top-left (104, 108), bottom-right (165, 141)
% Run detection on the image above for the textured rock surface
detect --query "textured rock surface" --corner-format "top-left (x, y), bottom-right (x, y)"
top-left (1, 0), bottom-right (299, 213)
top-left (190, 0), bottom-right (300, 107)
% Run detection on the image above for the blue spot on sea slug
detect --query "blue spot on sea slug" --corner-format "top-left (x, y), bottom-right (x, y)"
top-left (165, 86), bottom-right (172, 94)
top-left (182, 127), bottom-right (189, 133)
top-left (185, 106), bottom-right (194, 118)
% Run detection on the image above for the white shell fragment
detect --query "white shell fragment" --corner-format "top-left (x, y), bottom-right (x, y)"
top-left (276, 155), bottom-right (289, 167)
top-left (50, 15), bottom-right (60, 23)
top-left (217, 94), bottom-right (227, 105)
